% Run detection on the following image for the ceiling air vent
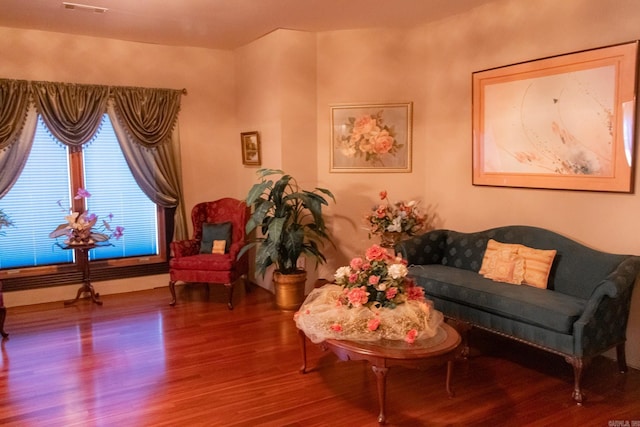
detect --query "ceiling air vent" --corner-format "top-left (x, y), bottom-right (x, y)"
top-left (62, 2), bottom-right (108, 13)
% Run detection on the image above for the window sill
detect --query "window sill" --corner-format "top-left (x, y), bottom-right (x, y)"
top-left (1, 262), bottom-right (169, 292)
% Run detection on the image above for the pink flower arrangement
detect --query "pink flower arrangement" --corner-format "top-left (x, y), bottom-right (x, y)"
top-left (334, 244), bottom-right (425, 310)
top-left (295, 244), bottom-right (443, 344)
top-left (365, 190), bottom-right (427, 239)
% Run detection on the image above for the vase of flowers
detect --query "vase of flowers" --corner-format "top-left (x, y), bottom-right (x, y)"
top-left (294, 244), bottom-right (443, 344)
top-left (49, 188), bottom-right (124, 245)
top-left (364, 190), bottom-right (427, 248)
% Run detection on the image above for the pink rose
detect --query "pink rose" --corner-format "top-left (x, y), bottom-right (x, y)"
top-left (350, 257), bottom-right (364, 270)
top-left (405, 329), bottom-right (418, 344)
top-left (406, 284), bottom-right (425, 301)
top-left (372, 130), bottom-right (394, 154)
top-left (347, 286), bottom-right (370, 307)
top-left (348, 273), bottom-right (359, 283)
top-left (375, 205), bottom-right (387, 219)
top-left (368, 275), bottom-right (380, 285)
top-left (386, 287), bottom-right (398, 299)
top-left (367, 318), bottom-right (380, 331)
top-left (365, 245), bottom-right (389, 261)
top-left (353, 115), bottom-right (377, 136)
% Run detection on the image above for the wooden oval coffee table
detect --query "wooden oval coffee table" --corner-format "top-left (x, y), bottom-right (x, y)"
top-left (299, 323), bottom-right (462, 424)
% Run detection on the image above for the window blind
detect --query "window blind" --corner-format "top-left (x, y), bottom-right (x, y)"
top-left (0, 117), bottom-right (73, 268)
top-left (82, 115), bottom-right (159, 261)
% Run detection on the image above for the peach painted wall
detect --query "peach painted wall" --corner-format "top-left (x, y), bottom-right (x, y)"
top-left (235, 29), bottom-right (318, 291)
top-left (316, 0), bottom-right (640, 367)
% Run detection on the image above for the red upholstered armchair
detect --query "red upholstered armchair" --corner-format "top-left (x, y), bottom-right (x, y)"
top-left (169, 198), bottom-right (249, 309)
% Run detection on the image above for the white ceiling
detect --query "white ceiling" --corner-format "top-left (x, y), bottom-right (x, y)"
top-left (0, 0), bottom-right (494, 50)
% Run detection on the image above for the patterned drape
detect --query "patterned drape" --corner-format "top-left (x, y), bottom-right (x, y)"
top-left (0, 80), bottom-right (37, 199)
top-left (0, 80), bottom-right (31, 151)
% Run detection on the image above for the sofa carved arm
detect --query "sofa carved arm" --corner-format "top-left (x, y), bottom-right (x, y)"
top-left (573, 256), bottom-right (640, 361)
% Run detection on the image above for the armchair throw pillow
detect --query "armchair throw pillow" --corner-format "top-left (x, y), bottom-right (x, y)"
top-left (200, 222), bottom-right (232, 254)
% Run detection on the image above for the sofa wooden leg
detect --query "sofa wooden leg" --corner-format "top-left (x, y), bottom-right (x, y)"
top-left (616, 343), bottom-right (628, 373)
top-left (566, 356), bottom-right (586, 405)
top-left (169, 281), bottom-right (177, 306)
top-left (0, 306), bottom-right (7, 339)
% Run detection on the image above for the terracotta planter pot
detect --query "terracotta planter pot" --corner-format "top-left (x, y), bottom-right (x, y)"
top-left (273, 270), bottom-right (307, 311)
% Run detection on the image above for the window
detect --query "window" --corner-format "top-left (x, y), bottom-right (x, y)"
top-left (0, 114), bottom-right (167, 283)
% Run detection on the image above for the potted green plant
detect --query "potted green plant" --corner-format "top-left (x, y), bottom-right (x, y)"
top-left (241, 169), bottom-right (335, 310)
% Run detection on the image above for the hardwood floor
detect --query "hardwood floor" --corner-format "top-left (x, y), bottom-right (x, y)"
top-left (0, 283), bottom-right (638, 426)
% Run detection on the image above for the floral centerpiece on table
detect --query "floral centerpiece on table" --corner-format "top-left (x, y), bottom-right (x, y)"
top-left (294, 244), bottom-right (443, 344)
top-left (365, 190), bottom-right (427, 247)
top-left (49, 188), bottom-right (124, 245)
top-left (336, 111), bottom-right (403, 165)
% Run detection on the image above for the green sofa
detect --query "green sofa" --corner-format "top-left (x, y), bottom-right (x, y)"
top-left (396, 225), bottom-right (640, 404)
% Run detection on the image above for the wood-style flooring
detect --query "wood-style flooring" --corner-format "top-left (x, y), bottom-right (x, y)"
top-left (0, 283), bottom-right (638, 426)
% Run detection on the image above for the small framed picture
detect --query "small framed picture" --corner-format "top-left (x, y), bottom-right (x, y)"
top-left (241, 131), bottom-right (261, 166)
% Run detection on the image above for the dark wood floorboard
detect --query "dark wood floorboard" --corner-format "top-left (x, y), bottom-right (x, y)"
top-left (0, 283), bottom-right (638, 426)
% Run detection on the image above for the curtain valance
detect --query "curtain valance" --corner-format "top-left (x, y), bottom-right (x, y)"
top-left (0, 78), bottom-right (184, 150)
top-left (111, 87), bottom-right (182, 148)
top-left (32, 81), bottom-right (110, 152)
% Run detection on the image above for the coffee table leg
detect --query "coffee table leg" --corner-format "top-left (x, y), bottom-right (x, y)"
top-left (299, 330), bottom-right (307, 374)
top-left (371, 365), bottom-right (388, 424)
top-left (446, 360), bottom-right (455, 397)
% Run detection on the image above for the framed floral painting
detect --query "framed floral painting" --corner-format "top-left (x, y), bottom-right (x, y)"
top-left (330, 102), bottom-right (412, 172)
top-left (473, 41), bottom-right (638, 192)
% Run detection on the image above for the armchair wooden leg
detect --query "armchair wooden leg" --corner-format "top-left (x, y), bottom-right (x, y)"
top-left (169, 281), bottom-right (177, 306)
top-left (226, 283), bottom-right (234, 310)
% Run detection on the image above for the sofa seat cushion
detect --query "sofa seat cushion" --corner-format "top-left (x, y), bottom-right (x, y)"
top-left (408, 264), bottom-right (586, 334)
top-left (170, 253), bottom-right (235, 271)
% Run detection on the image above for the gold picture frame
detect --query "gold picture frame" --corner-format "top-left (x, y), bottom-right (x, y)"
top-left (472, 41), bottom-right (638, 192)
top-left (241, 131), bottom-right (261, 166)
top-left (330, 102), bottom-right (412, 173)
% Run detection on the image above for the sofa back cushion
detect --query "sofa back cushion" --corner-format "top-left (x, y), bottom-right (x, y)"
top-left (399, 225), bottom-right (629, 299)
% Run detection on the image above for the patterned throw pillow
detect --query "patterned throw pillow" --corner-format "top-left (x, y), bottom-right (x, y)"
top-left (479, 240), bottom-right (525, 285)
top-left (479, 239), bottom-right (556, 288)
top-left (518, 245), bottom-right (557, 289)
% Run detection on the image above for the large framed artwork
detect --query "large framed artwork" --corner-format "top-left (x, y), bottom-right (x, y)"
top-left (472, 41), bottom-right (638, 192)
top-left (330, 102), bottom-right (412, 172)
